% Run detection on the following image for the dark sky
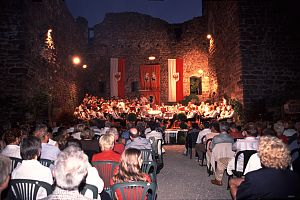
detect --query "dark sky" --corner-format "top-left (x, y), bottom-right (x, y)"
top-left (65, 0), bottom-right (202, 27)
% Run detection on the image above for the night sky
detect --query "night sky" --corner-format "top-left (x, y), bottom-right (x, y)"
top-left (65, 0), bottom-right (202, 27)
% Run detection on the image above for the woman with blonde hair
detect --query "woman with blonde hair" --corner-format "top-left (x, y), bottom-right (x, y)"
top-left (92, 133), bottom-right (120, 162)
top-left (230, 136), bottom-right (300, 200)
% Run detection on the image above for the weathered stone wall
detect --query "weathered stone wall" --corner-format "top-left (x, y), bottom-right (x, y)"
top-left (239, 1), bottom-right (300, 120)
top-left (204, 0), bottom-right (243, 102)
top-left (88, 12), bottom-right (212, 103)
top-left (205, 0), bottom-right (300, 120)
top-left (0, 0), bottom-right (87, 124)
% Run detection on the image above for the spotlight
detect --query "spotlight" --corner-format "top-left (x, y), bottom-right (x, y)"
top-left (82, 64), bottom-right (87, 69)
top-left (207, 34), bottom-right (212, 39)
top-left (72, 56), bottom-right (81, 65)
top-left (148, 56), bottom-right (156, 60)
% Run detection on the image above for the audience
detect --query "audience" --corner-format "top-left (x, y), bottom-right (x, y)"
top-left (92, 133), bottom-right (121, 162)
top-left (1, 128), bottom-right (22, 158)
top-left (12, 136), bottom-right (53, 199)
top-left (44, 146), bottom-right (90, 199)
top-left (229, 136), bottom-right (300, 200)
top-left (64, 139), bottom-right (105, 200)
top-left (125, 128), bottom-right (152, 150)
top-left (33, 124), bottom-right (60, 161)
top-left (0, 155), bottom-right (11, 197)
top-left (80, 128), bottom-right (100, 162)
top-left (108, 128), bottom-right (125, 154)
top-left (110, 148), bottom-right (152, 200)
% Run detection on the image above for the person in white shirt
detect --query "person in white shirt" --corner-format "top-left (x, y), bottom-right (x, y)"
top-left (1, 128), bottom-right (21, 159)
top-left (145, 122), bottom-right (163, 141)
top-left (33, 124), bottom-right (60, 161)
top-left (12, 136), bottom-right (53, 199)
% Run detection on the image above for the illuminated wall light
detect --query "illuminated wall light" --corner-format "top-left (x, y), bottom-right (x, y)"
top-left (82, 64), bottom-right (87, 69)
top-left (46, 29), bottom-right (55, 49)
top-left (72, 56), bottom-right (81, 65)
top-left (198, 69), bottom-right (204, 76)
top-left (207, 34), bottom-right (212, 40)
top-left (148, 56), bottom-right (156, 60)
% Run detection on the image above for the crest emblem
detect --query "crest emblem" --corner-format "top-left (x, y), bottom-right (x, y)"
top-left (114, 72), bottom-right (121, 81)
top-left (172, 72), bottom-right (179, 82)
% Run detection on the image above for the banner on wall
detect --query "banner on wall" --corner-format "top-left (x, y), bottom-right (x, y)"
top-left (110, 58), bottom-right (125, 98)
top-left (168, 58), bottom-right (183, 102)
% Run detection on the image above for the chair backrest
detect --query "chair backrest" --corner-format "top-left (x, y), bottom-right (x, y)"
top-left (10, 179), bottom-right (53, 200)
top-left (140, 149), bottom-right (153, 162)
top-left (39, 158), bottom-right (54, 168)
top-left (150, 138), bottom-right (162, 156)
top-left (205, 138), bottom-right (213, 151)
top-left (80, 183), bottom-right (98, 199)
top-left (234, 150), bottom-right (257, 176)
top-left (111, 181), bottom-right (157, 200)
top-left (291, 148), bottom-right (300, 161)
top-left (9, 157), bottom-right (22, 172)
top-left (141, 161), bottom-right (157, 182)
top-left (92, 161), bottom-right (119, 190)
top-left (211, 143), bottom-right (234, 171)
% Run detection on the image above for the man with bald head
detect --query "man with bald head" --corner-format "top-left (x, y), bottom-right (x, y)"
top-left (125, 127), bottom-right (152, 150)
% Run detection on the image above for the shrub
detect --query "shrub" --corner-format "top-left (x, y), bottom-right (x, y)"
top-left (127, 112), bottom-right (137, 122)
top-left (177, 113), bottom-right (187, 122)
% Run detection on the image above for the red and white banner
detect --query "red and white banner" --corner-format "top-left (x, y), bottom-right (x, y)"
top-left (110, 58), bottom-right (125, 98)
top-left (168, 58), bottom-right (183, 102)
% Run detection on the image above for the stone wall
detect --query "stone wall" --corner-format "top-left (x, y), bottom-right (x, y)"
top-left (0, 0), bottom-right (87, 124)
top-left (87, 12), bottom-right (213, 103)
top-left (204, 0), bottom-right (243, 102)
top-left (239, 1), bottom-right (300, 120)
top-left (205, 0), bottom-right (300, 120)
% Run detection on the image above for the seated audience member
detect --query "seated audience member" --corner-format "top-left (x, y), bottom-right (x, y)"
top-left (273, 121), bottom-right (288, 144)
top-left (230, 136), bottom-right (300, 200)
top-left (125, 128), bottom-right (152, 150)
top-left (211, 123), bottom-right (259, 186)
top-left (64, 139), bottom-right (104, 200)
top-left (1, 128), bottom-right (22, 158)
top-left (72, 123), bottom-right (86, 140)
top-left (228, 123), bottom-right (243, 139)
top-left (185, 122), bottom-right (200, 153)
top-left (110, 148), bottom-right (152, 200)
top-left (108, 128), bottom-right (125, 154)
top-left (211, 122), bottom-right (234, 149)
top-left (33, 124), bottom-right (60, 161)
top-left (195, 121), bottom-right (211, 161)
top-left (80, 128), bottom-right (100, 162)
top-left (145, 121), bottom-right (163, 141)
top-left (0, 155), bottom-right (12, 197)
top-left (44, 146), bottom-right (91, 199)
top-left (121, 122), bottom-right (135, 145)
top-left (12, 136), bottom-right (53, 199)
top-left (92, 133), bottom-right (121, 162)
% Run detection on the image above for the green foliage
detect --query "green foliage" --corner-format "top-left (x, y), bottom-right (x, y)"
top-left (127, 112), bottom-right (137, 122)
top-left (179, 122), bottom-right (188, 129)
top-left (177, 113), bottom-right (187, 122)
top-left (181, 94), bottom-right (200, 106)
top-left (229, 98), bottom-right (245, 124)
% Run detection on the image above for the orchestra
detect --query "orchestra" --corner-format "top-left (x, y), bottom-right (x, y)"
top-left (74, 94), bottom-right (235, 123)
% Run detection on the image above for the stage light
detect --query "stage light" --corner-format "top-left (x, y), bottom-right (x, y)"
top-left (148, 56), bottom-right (156, 60)
top-left (207, 34), bottom-right (212, 39)
top-left (82, 64), bottom-right (87, 69)
top-left (72, 56), bottom-right (81, 65)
